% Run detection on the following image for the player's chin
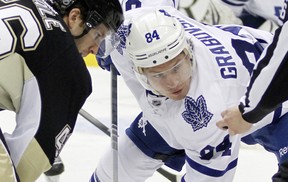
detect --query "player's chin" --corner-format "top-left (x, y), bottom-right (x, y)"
top-left (172, 86), bottom-right (190, 100)
top-left (79, 50), bottom-right (90, 57)
top-left (167, 90), bottom-right (187, 100)
top-left (81, 52), bottom-right (88, 57)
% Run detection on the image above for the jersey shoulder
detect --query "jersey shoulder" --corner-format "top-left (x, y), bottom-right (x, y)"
top-left (0, 0), bottom-right (78, 73)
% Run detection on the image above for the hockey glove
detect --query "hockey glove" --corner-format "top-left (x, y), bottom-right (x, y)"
top-left (96, 55), bottom-right (120, 75)
top-left (272, 159), bottom-right (288, 182)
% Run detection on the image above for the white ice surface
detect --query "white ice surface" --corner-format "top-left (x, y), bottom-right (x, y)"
top-left (0, 68), bottom-right (277, 182)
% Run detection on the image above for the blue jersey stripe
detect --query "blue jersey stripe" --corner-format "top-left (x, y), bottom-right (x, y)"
top-left (221, 0), bottom-right (247, 6)
top-left (185, 156), bottom-right (238, 177)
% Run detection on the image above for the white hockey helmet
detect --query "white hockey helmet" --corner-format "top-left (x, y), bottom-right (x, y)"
top-left (126, 9), bottom-right (190, 71)
top-left (125, 9), bottom-right (192, 92)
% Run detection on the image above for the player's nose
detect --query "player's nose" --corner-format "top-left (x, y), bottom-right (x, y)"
top-left (165, 75), bottom-right (180, 88)
top-left (89, 44), bottom-right (99, 55)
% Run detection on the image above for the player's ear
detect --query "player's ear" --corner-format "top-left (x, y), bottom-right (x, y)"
top-left (65, 8), bottom-right (86, 37)
top-left (67, 8), bottom-right (85, 30)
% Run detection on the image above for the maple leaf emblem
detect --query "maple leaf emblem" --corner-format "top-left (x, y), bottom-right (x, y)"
top-left (182, 95), bottom-right (213, 132)
top-left (115, 23), bottom-right (131, 55)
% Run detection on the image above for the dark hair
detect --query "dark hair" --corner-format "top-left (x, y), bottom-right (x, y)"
top-left (64, 1), bottom-right (88, 21)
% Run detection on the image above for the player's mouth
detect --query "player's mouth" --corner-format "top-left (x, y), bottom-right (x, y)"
top-left (171, 87), bottom-right (183, 95)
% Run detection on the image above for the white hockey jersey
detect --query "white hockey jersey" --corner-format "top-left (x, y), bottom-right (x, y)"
top-left (119, 0), bottom-right (179, 12)
top-left (109, 5), bottom-right (288, 182)
top-left (221, 0), bottom-right (284, 25)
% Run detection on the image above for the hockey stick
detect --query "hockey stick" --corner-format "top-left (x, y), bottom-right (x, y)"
top-left (79, 109), bottom-right (180, 182)
top-left (110, 63), bottom-right (118, 182)
top-left (79, 109), bottom-right (110, 136)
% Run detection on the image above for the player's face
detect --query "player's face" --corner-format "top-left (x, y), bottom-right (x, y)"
top-left (65, 8), bottom-right (112, 57)
top-left (143, 52), bottom-right (192, 100)
top-left (74, 23), bottom-right (109, 57)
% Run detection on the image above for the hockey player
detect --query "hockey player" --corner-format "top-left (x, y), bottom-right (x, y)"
top-left (0, 0), bottom-right (123, 181)
top-left (91, 5), bottom-right (288, 182)
top-left (220, 0), bottom-right (284, 31)
top-left (217, 0), bottom-right (288, 180)
top-left (216, 0), bottom-right (288, 137)
top-left (178, 0), bottom-right (242, 25)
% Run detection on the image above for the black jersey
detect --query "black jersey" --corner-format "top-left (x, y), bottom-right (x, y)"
top-left (0, 0), bottom-right (91, 181)
top-left (240, 0), bottom-right (288, 123)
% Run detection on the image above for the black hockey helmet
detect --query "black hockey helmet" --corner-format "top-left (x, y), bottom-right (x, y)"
top-left (85, 0), bottom-right (123, 32)
top-left (52, 0), bottom-right (124, 32)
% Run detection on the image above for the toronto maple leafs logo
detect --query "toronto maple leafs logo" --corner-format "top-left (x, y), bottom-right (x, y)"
top-left (115, 23), bottom-right (131, 55)
top-left (182, 95), bottom-right (213, 132)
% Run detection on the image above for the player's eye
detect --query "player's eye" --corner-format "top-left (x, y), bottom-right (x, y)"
top-left (153, 73), bottom-right (164, 79)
